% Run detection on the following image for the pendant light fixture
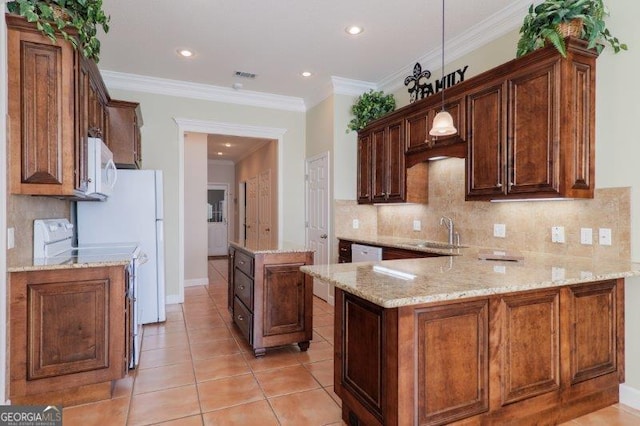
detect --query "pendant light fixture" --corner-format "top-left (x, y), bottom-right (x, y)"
top-left (429, 0), bottom-right (457, 137)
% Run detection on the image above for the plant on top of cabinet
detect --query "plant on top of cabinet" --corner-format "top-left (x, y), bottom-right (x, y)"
top-left (516, 0), bottom-right (627, 58)
top-left (6, 0), bottom-right (110, 62)
top-left (347, 90), bottom-right (396, 133)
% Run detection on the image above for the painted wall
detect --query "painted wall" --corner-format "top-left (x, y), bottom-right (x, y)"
top-left (0, 0), bottom-right (8, 402)
top-left (207, 160), bottom-right (235, 241)
top-left (183, 132), bottom-right (208, 284)
top-left (234, 140), bottom-right (278, 248)
top-left (107, 88), bottom-right (305, 299)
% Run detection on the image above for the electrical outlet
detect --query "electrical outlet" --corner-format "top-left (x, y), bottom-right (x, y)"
top-left (551, 226), bottom-right (565, 243)
top-left (552, 266), bottom-right (566, 281)
top-left (599, 228), bottom-right (612, 246)
top-left (7, 227), bottom-right (15, 250)
top-left (352, 219), bottom-right (359, 229)
top-left (493, 224), bottom-right (506, 238)
top-left (580, 228), bottom-right (593, 245)
top-left (413, 220), bottom-right (421, 231)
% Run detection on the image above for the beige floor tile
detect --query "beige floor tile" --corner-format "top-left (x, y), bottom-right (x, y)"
top-left (312, 330), bottom-right (326, 342)
top-left (112, 373), bottom-right (135, 399)
top-left (325, 385), bottom-right (342, 407)
top-left (568, 404), bottom-right (640, 425)
top-left (255, 364), bottom-right (320, 398)
top-left (244, 348), bottom-right (302, 372)
top-left (194, 354), bottom-right (250, 382)
top-left (62, 396), bottom-right (129, 426)
top-left (269, 388), bottom-right (341, 426)
top-left (197, 374), bottom-right (264, 413)
top-left (201, 400), bottom-right (279, 426)
top-left (304, 359), bottom-right (334, 387)
top-left (152, 414), bottom-right (203, 425)
top-left (128, 385), bottom-right (200, 426)
top-left (313, 313), bottom-right (334, 327)
top-left (134, 362), bottom-right (195, 395)
top-left (143, 321), bottom-right (186, 336)
top-left (314, 325), bottom-right (335, 344)
top-left (187, 325), bottom-right (232, 342)
top-left (142, 330), bottom-right (190, 351)
top-left (138, 345), bottom-right (191, 370)
top-left (295, 340), bottom-right (334, 363)
top-left (165, 310), bottom-right (185, 323)
top-left (190, 338), bottom-right (240, 360)
top-left (165, 304), bottom-right (183, 313)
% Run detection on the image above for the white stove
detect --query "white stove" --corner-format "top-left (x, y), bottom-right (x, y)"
top-left (33, 218), bottom-right (144, 368)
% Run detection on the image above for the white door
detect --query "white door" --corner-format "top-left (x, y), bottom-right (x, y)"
top-left (305, 152), bottom-right (331, 304)
top-left (245, 176), bottom-right (258, 248)
top-left (258, 169), bottom-right (272, 249)
top-left (207, 185), bottom-right (228, 256)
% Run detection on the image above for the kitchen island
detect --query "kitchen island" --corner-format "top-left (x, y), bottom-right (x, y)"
top-left (228, 241), bottom-right (314, 356)
top-left (301, 249), bottom-right (640, 425)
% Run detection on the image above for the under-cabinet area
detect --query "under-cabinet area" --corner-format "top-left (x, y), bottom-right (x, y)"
top-left (227, 242), bottom-right (314, 357)
top-left (8, 264), bottom-right (130, 406)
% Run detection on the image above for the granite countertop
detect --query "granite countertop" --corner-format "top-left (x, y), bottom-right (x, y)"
top-left (229, 240), bottom-right (314, 255)
top-left (300, 247), bottom-right (640, 308)
top-left (338, 234), bottom-right (466, 256)
top-left (8, 254), bottom-right (133, 273)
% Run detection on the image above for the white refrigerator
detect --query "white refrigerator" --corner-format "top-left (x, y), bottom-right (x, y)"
top-left (77, 169), bottom-right (166, 324)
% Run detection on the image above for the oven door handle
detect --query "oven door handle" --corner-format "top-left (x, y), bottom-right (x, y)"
top-left (106, 159), bottom-right (118, 189)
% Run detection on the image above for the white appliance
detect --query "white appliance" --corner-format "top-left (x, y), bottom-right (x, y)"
top-left (77, 169), bottom-right (166, 325)
top-left (33, 219), bottom-right (143, 368)
top-left (352, 243), bottom-right (383, 262)
top-left (84, 137), bottom-right (118, 199)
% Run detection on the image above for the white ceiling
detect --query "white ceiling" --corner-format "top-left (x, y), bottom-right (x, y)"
top-left (98, 0), bottom-right (532, 105)
top-left (206, 134), bottom-right (271, 162)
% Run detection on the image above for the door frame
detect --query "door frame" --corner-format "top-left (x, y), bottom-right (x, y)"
top-left (305, 151), bottom-right (333, 304)
top-left (175, 118), bottom-right (286, 304)
top-left (207, 183), bottom-right (229, 256)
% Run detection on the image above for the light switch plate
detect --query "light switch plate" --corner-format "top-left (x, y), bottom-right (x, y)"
top-left (580, 228), bottom-right (593, 245)
top-left (352, 219), bottom-right (359, 229)
top-left (413, 220), bottom-right (421, 231)
top-left (551, 226), bottom-right (565, 243)
top-left (7, 227), bottom-right (15, 250)
top-left (493, 224), bottom-right (506, 238)
top-left (599, 228), bottom-right (612, 246)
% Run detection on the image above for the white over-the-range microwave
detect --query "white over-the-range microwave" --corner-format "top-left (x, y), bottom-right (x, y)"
top-left (83, 137), bottom-right (117, 200)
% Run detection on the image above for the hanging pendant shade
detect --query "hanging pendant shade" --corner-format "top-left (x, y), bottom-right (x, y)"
top-left (430, 111), bottom-right (457, 136)
top-left (429, 0), bottom-right (458, 138)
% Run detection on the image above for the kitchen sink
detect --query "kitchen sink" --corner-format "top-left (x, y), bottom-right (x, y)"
top-left (405, 241), bottom-right (466, 250)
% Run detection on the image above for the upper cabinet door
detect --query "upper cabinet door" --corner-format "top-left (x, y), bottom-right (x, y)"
top-left (357, 132), bottom-right (372, 204)
top-left (7, 19), bottom-right (75, 196)
top-left (371, 127), bottom-right (387, 203)
top-left (466, 81), bottom-right (506, 199)
top-left (385, 120), bottom-right (405, 202)
top-left (507, 58), bottom-right (561, 196)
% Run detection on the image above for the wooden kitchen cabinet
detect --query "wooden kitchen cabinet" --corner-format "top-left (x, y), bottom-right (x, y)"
top-left (107, 99), bottom-right (143, 169)
top-left (229, 244), bottom-right (314, 356)
top-left (466, 38), bottom-right (597, 200)
top-left (9, 266), bottom-right (127, 406)
top-left (405, 95), bottom-right (466, 155)
top-left (357, 132), bottom-right (373, 203)
top-left (338, 239), bottom-right (443, 262)
top-left (336, 278), bottom-right (624, 425)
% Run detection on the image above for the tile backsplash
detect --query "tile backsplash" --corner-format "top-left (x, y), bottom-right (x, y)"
top-left (7, 195), bottom-right (70, 265)
top-left (336, 158), bottom-right (630, 261)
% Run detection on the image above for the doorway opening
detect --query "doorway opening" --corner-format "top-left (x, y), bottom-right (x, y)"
top-left (207, 184), bottom-right (228, 257)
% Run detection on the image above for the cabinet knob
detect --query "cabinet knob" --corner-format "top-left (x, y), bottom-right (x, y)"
top-left (239, 260), bottom-right (245, 265)
top-left (239, 285), bottom-right (245, 291)
top-left (320, 234), bottom-right (328, 239)
top-left (237, 314), bottom-right (245, 321)
top-left (496, 182), bottom-right (502, 188)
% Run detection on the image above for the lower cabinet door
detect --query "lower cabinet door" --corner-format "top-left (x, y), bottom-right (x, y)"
top-left (263, 263), bottom-right (307, 336)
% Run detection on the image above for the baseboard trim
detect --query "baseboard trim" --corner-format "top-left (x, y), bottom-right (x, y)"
top-left (184, 278), bottom-right (208, 287)
top-left (620, 383), bottom-right (640, 410)
top-left (166, 294), bottom-right (183, 305)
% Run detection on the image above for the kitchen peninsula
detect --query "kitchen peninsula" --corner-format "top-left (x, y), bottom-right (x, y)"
top-left (301, 247), bottom-right (640, 425)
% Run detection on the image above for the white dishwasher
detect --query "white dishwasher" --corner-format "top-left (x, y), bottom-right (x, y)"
top-left (351, 243), bottom-right (383, 262)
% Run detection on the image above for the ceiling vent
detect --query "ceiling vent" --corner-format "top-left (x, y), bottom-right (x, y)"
top-left (234, 71), bottom-right (257, 79)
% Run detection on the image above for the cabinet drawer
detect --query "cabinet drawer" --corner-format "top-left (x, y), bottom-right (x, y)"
top-left (338, 240), bottom-right (353, 263)
top-left (234, 270), bottom-right (254, 310)
top-left (233, 297), bottom-right (253, 344)
top-left (234, 250), bottom-right (254, 277)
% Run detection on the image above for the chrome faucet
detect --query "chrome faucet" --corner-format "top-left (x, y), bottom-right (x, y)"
top-left (439, 216), bottom-right (459, 246)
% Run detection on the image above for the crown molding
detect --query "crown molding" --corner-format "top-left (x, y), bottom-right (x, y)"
top-left (173, 118), bottom-right (287, 139)
top-left (305, 76), bottom-right (377, 110)
top-left (379, 0), bottom-right (530, 94)
top-left (101, 70), bottom-right (306, 113)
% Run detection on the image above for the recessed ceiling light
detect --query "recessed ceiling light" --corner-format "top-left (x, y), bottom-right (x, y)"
top-left (217, 152), bottom-right (223, 156)
top-left (301, 71), bottom-right (312, 77)
top-left (177, 49), bottom-right (193, 58)
top-left (224, 143), bottom-right (231, 147)
top-left (345, 26), bottom-right (364, 36)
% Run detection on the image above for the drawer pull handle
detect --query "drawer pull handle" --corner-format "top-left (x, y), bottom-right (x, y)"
top-left (237, 314), bottom-right (244, 321)
top-left (239, 261), bottom-right (245, 265)
top-left (239, 285), bottom-right (245, 291)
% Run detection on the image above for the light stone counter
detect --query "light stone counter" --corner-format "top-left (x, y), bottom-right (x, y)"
top-left (229, 241), bottom-right (314, 255)
top-left (300, 248), bottom-right (640, 308)
top-left (8, 253), bottom-right (132, 273)
top-left (338, 234), bottom-right (466, 256)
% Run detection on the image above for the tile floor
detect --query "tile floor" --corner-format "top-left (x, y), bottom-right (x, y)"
top-left (60, 258), bottom-right (640, 425)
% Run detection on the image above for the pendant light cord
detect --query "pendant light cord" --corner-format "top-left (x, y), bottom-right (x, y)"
top-left (440, 0), bottom-right (445, 112)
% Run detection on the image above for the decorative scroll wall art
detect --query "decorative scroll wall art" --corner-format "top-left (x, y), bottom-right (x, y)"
top-left (404, 62), bottom-right (470, 103)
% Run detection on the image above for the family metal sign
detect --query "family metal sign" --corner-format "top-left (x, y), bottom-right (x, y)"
top-left (404, 62), bottom-right (469, 103)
